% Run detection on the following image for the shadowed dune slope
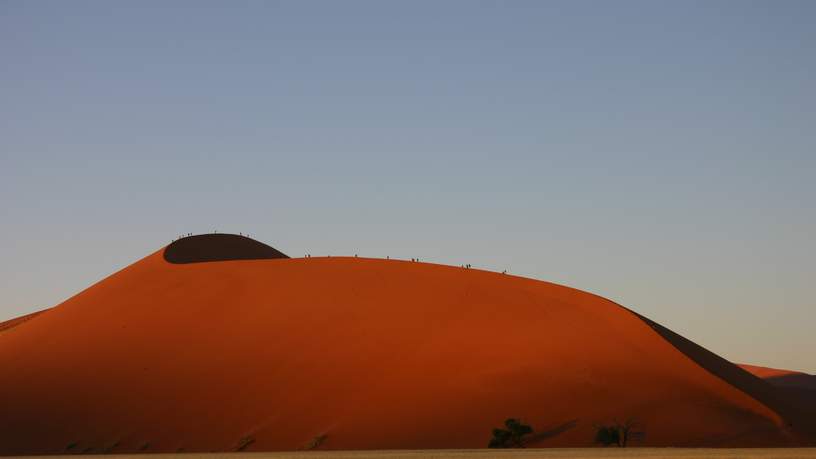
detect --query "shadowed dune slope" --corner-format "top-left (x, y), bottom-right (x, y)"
top-left (739, 364), bottom-right (816, 438)
top-left (0, 236), bottom-right (811, 454)
top-left (163, 233), bottom-right (288, 263)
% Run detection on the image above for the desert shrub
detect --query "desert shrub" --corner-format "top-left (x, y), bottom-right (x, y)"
top-left (488, 428), bottom-right (512, 448)
top-left (488, 418), bottom-right (533, 448)
top-left (594, 419), bottom-right (643, 447)
top-left (594, 425), bottom-right (620, 446)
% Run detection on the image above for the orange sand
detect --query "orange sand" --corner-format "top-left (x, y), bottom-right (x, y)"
top-left (0, 236), bottom-right (811, 454)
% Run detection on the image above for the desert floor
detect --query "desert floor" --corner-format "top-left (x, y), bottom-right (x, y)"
top-left (10, 449), bottom-right (816, 459)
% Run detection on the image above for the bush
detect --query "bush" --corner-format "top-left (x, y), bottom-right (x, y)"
top-left (594, 419), bottom-right (643, 447)
top-left (594, 425), bottom-right (620, 446)
top-left (488, 418), bottom-right (533, 448)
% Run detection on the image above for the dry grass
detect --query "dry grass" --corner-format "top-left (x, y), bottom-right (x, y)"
top-left (9, 449), bottom-right (816, 459)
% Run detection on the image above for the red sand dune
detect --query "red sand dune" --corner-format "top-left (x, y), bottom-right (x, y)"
top-left (739, 363), bottom-right (816, 437)
top-left (0, 235), bottom-right (813, 454)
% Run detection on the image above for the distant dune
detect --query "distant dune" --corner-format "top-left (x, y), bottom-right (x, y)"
top-left (740, 364), bottom-right (813, 384)
top-left (738, 363), bottom-right (816, 441)
top-left (0, 235), bottom-right (813, 454)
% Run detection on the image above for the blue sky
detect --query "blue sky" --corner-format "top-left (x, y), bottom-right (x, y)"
top-left (1, 1), bottom-right (814, 372)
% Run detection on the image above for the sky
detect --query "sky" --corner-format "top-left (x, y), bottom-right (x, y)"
top-left (1, 1), bottom-right (814, 373)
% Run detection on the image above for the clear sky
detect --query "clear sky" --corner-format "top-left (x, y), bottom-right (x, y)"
top-left (2, 1), bottom-right (814, 372)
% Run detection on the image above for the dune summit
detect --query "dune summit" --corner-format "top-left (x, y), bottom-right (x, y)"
top-left (0, 235), bottom-right (813, 454)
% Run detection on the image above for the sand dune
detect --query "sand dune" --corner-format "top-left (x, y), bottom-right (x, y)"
top-left (0, 235), bottom-right (812, 454)
top-left (739, 363), bottom-right (816, 441)
top-left (740, 364), bottom-right (815, 388)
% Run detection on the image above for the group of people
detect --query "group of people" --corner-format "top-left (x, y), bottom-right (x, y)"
top-left (172, 232), bottom-right (194, 242)
top-left (297, 253), bottom-right (507, 274)
top-left (171, 230), bottom-right (259, 244)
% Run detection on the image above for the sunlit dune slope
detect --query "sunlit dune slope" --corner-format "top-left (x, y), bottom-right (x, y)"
top-left (0, 235), bottom-right (809, 454)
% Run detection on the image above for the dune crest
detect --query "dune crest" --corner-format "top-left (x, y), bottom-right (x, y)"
top-left (0, 308), bottom-right (48, 334)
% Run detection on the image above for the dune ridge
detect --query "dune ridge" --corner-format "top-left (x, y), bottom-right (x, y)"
top-left (0, 235), bottom-right (812, 454)
top-left (0, 308), bottom-right (49, 334)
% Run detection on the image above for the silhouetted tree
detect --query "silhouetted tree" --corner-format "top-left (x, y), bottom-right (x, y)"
top-left (617, 418), bottom-right (642, 447)
top-left (594, 419), bottom-right (643, 447)
top-left (488, 428), bottom-right (512, 448)
top-left (593, 425), bottom-right (620, 447)
top-left (488, 418), bottom-right (533, 448)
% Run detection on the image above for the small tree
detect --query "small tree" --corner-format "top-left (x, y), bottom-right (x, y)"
top-left (488, 428), bottom-right (512, 448)
top-left (488, 418), bottom-right (533, 448)
top-left (593, 425), bottom-right (620, 447)
top-left (617, 418), bottom-right (641, 447)
top-left (594, 418), bottom-right (643, 447)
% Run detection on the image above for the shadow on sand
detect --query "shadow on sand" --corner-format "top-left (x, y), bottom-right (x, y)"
top-left (526, 419), bottom-right (579, 445)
